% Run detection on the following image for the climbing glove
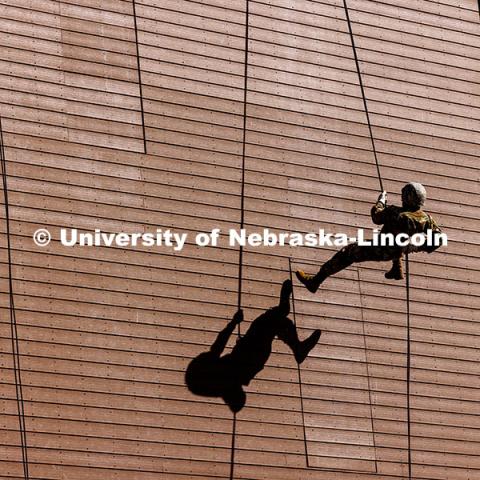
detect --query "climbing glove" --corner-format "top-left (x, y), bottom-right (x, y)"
top-left (377, 190), bottom-right (388, 206)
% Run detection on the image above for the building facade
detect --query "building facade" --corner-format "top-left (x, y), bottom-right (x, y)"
top-left (1, 1), bottom-right (479, 479)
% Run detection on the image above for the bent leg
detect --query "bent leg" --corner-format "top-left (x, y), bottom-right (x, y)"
top-left (315, 243), bottom-right (401, 284)
top-left (275, 316), bottom-right (300, 351)
top-left (276, 317), bottom-right (321, 364)
top-left (385, 255), bottom-right (404, 280)
top-left (277, 279), bottom-right (292, 316)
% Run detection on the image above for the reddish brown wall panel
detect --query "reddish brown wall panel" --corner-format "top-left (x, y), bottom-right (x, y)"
top-left (1, 0), bottom-right (479, 479)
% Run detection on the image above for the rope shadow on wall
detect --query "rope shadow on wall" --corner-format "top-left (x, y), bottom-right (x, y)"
top-left (183, 0), bottom-right (447, 478)
top-left (132, 0), bottom-right (147, 154)
top-left (288, 259), bottom-right (379, 475)
top-left (0, 116), bottom-right (30, 480)
top-left (184, 280), bottom-right (321, 478)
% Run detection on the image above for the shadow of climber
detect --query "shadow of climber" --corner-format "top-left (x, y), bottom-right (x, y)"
top-left (185, 280), bottom-right (321, 412)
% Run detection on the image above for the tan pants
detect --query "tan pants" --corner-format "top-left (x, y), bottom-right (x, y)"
top-left (315, 243), bottom-right (407, 282)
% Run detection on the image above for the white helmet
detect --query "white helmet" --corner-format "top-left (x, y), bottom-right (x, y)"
top-left (402, 182), bottom-right (426, 209)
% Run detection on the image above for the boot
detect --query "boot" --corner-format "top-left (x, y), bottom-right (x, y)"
top-left (294, 330), bottom-right (321, 364)
top-left (295, 270), bottom-right (321, 293)
top-left (385, 260), bottom-right (404, 280)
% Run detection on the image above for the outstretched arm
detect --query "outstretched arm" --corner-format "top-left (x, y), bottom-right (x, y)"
top-left (209, 310), bottom-right (243, 357)
top-left (371, 191), bottom-right (388, 225)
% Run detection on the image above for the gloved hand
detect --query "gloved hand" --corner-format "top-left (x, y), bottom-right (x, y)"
top-left (377, 190), bottom-right (387, 205)
top-left (233, 309), bottom-right (244, 325)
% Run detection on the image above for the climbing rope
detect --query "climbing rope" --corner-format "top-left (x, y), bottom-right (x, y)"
top-left (227, 2), bottom-right (413, 478)
top-left (343, 3), bottom-right (413, 477)
top-left (229, 1), bottom-right (250, 478)
top-left (405, 253), bottom-right (412, 480)
top-left (0, 116), bottom-right (30, 480)
top-left (343, 0), bottom-right (384, 193)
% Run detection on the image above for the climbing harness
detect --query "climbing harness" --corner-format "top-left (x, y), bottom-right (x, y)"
top-left (0, 116), bottom-right (30, 480)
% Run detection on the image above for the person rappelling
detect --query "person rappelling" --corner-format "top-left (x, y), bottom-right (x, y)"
top-left (295, 182), bottom-right (445, 293)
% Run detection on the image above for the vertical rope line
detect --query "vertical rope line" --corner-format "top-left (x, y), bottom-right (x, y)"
top-left (230, 3), bottom-right (250, 479)
top-left (342, 0), bottom-right (384, 192)
top-left (132, 0), bottom-right (147, 154)
top-left (228, 413), bottom-right (237, 480)
top-left (236, 0), bottom-right (250, 315)
top-left (288, 258), bottom-right (309, 465)
top-left (405, 253), bottom-right (412, 480)
top-left (356, 268), bottom-right (378, 473)
top-left (0, 117), bottom-right (30, 480)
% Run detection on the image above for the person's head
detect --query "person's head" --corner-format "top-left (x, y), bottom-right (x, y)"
top-left (401, 182), bottom-right (426, 210)
top-left (222, 385), bottom-right (246, 413)
top-left (185, 352), bottom-right (222, 396)
top-left (185, 353), bottom-right (246, 412)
